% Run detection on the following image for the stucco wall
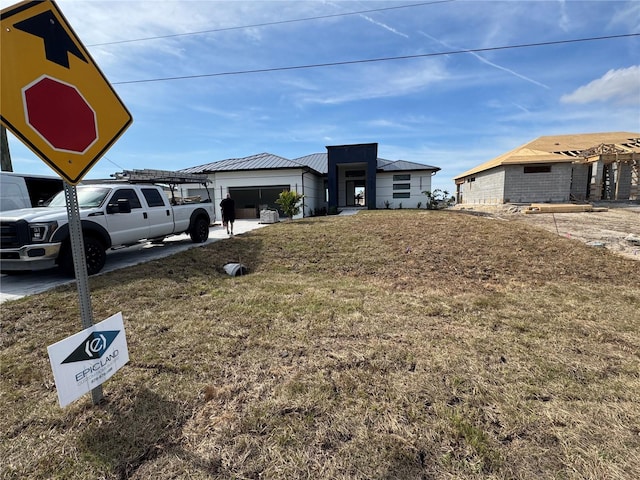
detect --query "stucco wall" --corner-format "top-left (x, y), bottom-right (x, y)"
top-left (301, 171), bottom-right (326, 217)
top-left (204, 169), bottom-right (308, 220)
top-left (375, 171), bottom-right (433, 209)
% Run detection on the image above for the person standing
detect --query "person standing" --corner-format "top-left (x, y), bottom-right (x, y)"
top-left (220, 193), bottom-right (236, 235)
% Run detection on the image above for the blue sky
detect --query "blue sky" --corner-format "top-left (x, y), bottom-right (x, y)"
top-left (3, 0), bottom-right (639, 193)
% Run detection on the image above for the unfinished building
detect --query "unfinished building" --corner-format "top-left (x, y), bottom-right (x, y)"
top-left (454, 132), bottom-right (640, 204)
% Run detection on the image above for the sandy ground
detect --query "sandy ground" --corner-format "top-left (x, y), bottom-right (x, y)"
top-left (455, 202), bottom-right (640, 261)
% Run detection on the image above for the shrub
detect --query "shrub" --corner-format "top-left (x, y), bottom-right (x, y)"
top-left (276, 190), bottom-right (305, 220)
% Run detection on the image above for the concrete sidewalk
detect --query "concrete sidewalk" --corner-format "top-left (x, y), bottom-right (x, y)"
top-left (0, 219), bottom-right (269, 304)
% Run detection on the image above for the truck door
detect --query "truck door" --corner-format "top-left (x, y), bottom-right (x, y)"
top-left (141, 187), bottom-right (175, 238)
top-left (104, 188), bottom-right (150, 245)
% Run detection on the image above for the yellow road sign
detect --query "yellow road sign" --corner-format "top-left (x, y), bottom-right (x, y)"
top-left (1, 0), bottom-right (132, 184)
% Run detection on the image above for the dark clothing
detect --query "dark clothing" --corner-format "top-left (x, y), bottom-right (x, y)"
top-left (220, 197), bottom-right (236, 223)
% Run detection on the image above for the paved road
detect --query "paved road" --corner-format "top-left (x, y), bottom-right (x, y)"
top-left (0, 219), bottom-right (269, 304)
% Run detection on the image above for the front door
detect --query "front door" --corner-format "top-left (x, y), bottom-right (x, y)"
top-left (345, 180), bottom-right (365, 206)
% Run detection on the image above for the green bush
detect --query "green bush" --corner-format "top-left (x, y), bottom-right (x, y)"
top-left (276, 190), bottom-right (305, 220)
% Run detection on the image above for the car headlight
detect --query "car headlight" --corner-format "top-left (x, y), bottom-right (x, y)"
top-left (29, 221), bottom-right (58, 243)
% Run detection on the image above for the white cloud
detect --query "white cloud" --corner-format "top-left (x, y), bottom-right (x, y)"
top-left (293, 60), bottom-right (450, 106)
top-left (561, 66), bottom-right (640, 105)
top-left (418, 31), bottom-right (549, 89)
top-left (557, 0), bottom-right (570, 32)
top-left (608, 1), bottom-right (640, 31)
top-left (359, 14), bottom-right (409, 39)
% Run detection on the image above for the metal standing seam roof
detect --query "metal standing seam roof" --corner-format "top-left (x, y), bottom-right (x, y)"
top-left (180, 152), bottom-right (316, 174)
top-left (292, 153), bottom-right (330, 174)
top-left (377, 158), bottom-right (440, 172)
top-left (183, 152), bottom-right (441, 176)
top-left (454, 131), bottom-right (640, 180)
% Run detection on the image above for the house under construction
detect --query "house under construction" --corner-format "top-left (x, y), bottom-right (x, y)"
top-left (454, 132), bottom-right (640, 204)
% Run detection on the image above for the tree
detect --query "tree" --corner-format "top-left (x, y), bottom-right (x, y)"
top-left (422, 189), bottom-right (455, 210)
top-left (275, 190), bottom-right (304, 220)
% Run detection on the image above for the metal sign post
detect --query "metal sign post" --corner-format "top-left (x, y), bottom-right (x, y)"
top-left (63, 181), bottom-right (103, 404)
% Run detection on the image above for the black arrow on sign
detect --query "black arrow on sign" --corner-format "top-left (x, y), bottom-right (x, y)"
top-left (14, 9), bottom-right (88, 69)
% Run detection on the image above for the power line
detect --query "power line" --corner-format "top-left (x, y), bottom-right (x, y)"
top-left (112, 33), bottom-right (639, 85)
top-left (88, 1), bottom-right (454, 47)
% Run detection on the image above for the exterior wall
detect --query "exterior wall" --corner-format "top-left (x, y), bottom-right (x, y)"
top-left (301, 171), bottom-right (326, 217)
top-left (184, 169), bottom-right (326, 220)
top-left (327, 144), bottom-right (377, 210)
top-left (615, 162), bottom-right (632, 200)
top-left (375, 171), bottom-right (434, 209)
top-left (570, 164), bottom-right (590, 201)
top-left (457, 168), bottom-right (505, 204)
top-left (207, 169), bottom-right (307, 220)
top-left (504, 163), bottom-right (572, 203)
top-left (589, 161), bottom-right (605, 200)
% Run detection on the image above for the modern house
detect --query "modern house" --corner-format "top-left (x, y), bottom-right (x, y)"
top-left (454, 132), bottom-right (640, 205)
top-left (181, 143), bottom-right (440, 219)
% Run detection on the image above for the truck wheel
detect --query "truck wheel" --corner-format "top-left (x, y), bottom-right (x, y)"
top-left (59, 237), bottom-right (107, 276)
top-left (85, 237), bottom-right (107, 275)
top-left (190, 216), bottom-right (209, 243)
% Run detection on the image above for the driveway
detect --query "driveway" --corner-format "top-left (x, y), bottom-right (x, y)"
top-left (0, 219), bottom-right (269, 304)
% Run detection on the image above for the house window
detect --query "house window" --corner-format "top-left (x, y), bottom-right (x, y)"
top-left (393, 183), bottom-right (411, 190)
top-left (393, 174), bottom-right (410, 181)
top-left (524, 165), bottom-right (552, 174)
top-left (393, 192), bottom-right (410, 199)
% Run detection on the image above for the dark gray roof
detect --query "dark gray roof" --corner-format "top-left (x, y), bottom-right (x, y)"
top-left (182, 152), bottom-right (439, 176)
top-left (377, 158), bottom-right (440, 172)
top-left (292, 153), bottom-right (329, 174)
top-left (181, 152), bottom-right (312, 174)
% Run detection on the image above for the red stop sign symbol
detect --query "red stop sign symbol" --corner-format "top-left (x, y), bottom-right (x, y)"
top-left (23, 75), bottom-right (97, 154)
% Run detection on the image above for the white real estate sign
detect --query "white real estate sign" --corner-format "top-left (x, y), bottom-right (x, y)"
top-left (47, 312), bottom-right (129, 407)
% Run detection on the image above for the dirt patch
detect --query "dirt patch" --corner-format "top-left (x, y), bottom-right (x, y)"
top-left (455, 202), bottom-right (640, 261)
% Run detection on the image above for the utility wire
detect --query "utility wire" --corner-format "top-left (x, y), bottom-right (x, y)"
top-left (112, 33), bottom-right (639, 85)
top-left (87, 1), bottom-right (454, 47)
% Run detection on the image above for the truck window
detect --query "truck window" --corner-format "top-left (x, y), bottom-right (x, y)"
top-left (141, 188), bottom-right (167, 207)
top-left (48, 186), bottom-right (110, 208)
top-left (110, 188), bottom-right (142, 209)
top-left (24, 177), bottom-right (63, 206)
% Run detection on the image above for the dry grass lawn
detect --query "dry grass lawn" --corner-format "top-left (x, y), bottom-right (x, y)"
top-left (1, 210), bottom-right (639, 479)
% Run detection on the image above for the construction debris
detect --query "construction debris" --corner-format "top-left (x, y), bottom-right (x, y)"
top-left (523, 203), bottom-right (609, 214)
top-left (626, 234), bottom-right (640, 246)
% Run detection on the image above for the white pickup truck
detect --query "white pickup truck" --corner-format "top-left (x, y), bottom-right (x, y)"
top-left (0, 183), bottom-right (214, 275)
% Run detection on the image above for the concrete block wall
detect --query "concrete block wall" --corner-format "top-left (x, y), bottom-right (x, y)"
top-left (504, 163), bottom-right (572, 203)
top-left (570, 164), bottom-right (590, 201)
top-left (457, 168), bottom-right (505, 204)
top-left (615, 162), bottom-right (632, 199)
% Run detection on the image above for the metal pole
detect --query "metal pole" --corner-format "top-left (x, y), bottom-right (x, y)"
top-left (63, 181), bottom-right (103, 404)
